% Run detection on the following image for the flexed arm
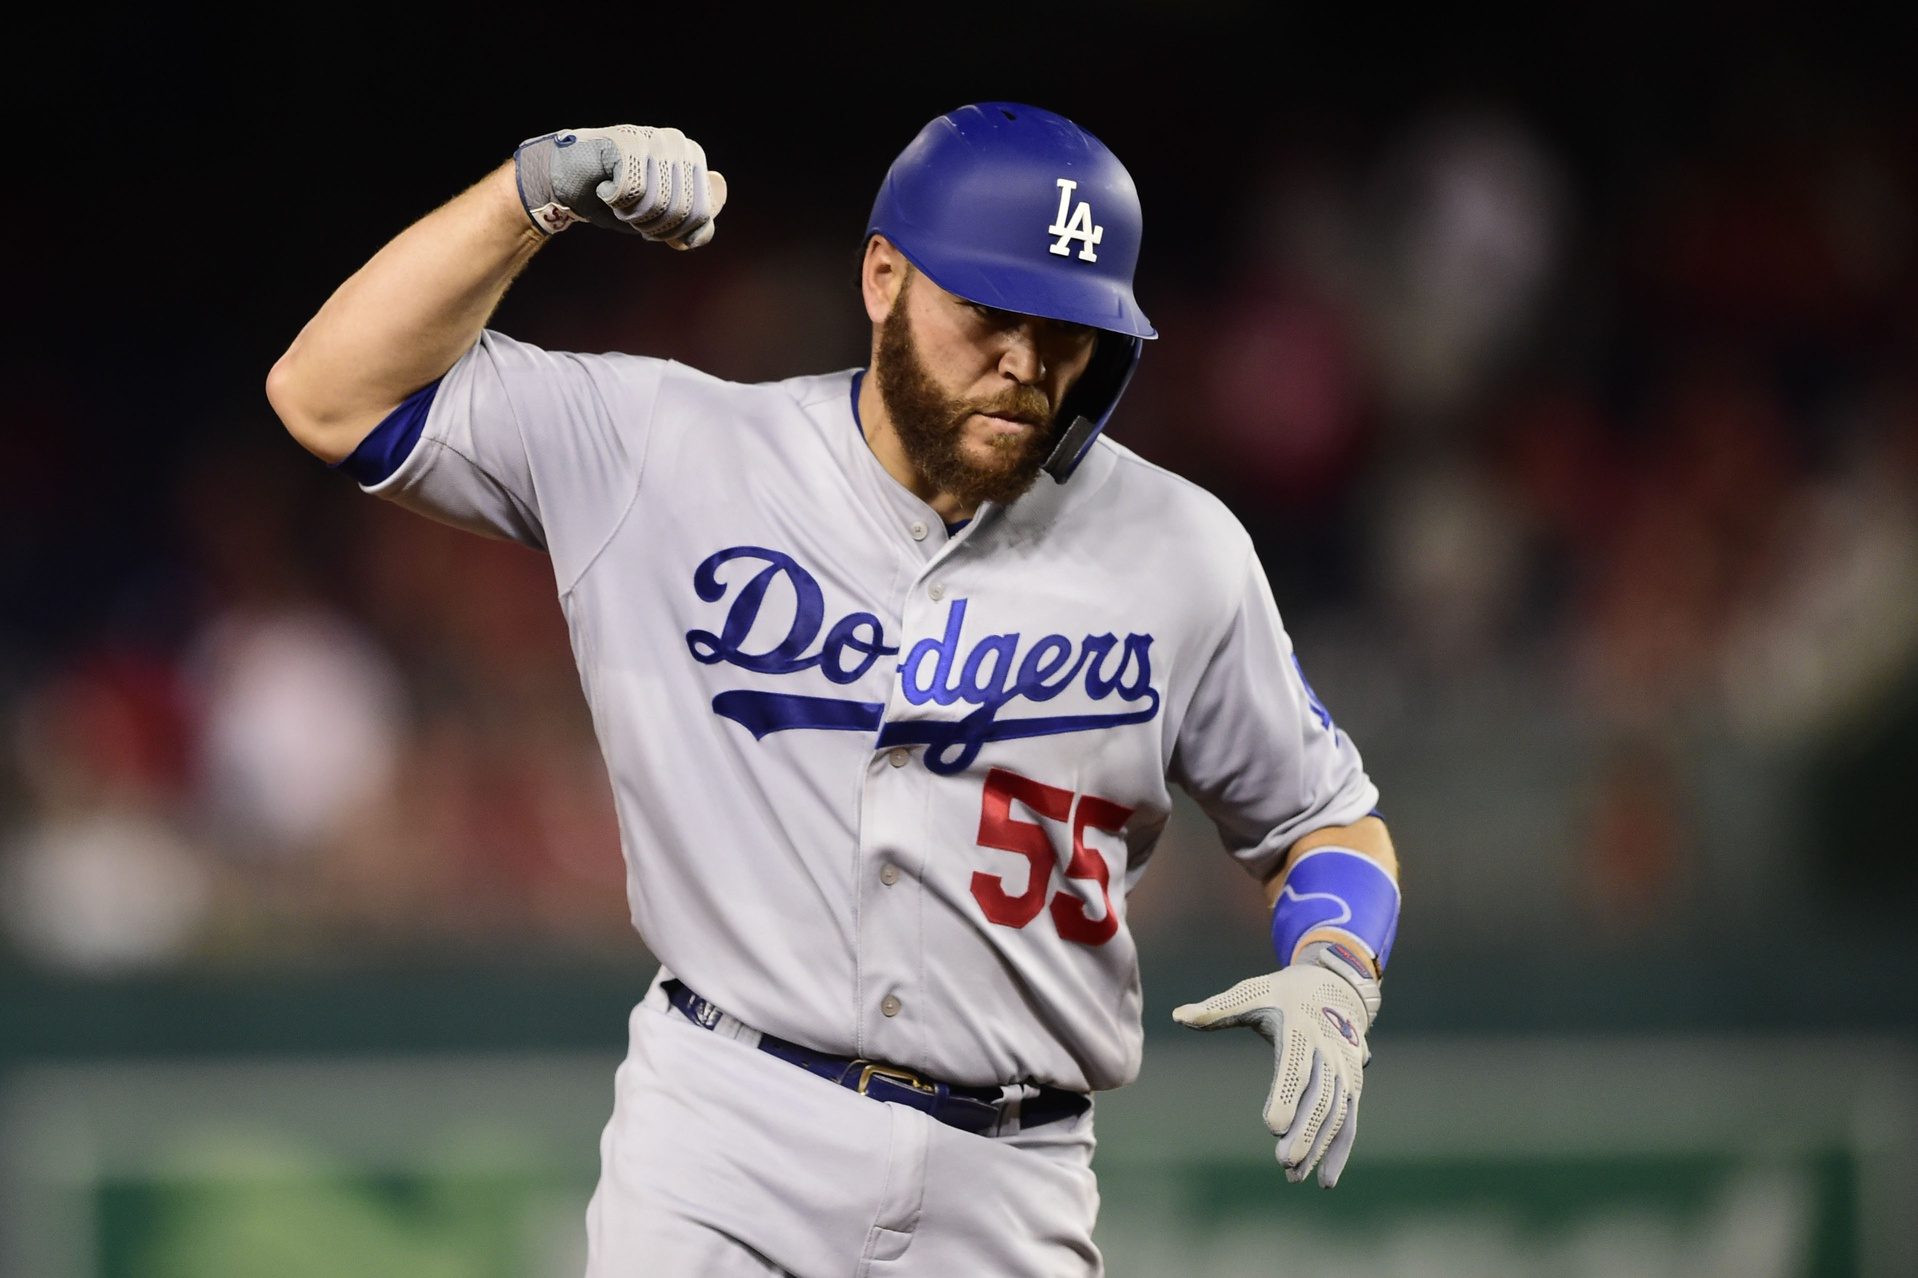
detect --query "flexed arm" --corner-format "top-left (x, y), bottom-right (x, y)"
top-left (266, 127), bottom-right (726, 462)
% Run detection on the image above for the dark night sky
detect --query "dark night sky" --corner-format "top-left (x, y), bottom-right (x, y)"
top-left (31, 5), bottom-right (1908, 368)
top-left (23, 4), bottom-right (1909, 395)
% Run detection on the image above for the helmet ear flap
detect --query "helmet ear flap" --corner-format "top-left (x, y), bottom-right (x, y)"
top-left (1044, 333), bottom-right (1143, 482)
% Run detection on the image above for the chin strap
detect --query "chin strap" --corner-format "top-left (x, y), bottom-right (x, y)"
top-left (1042, 414), bottom-right (1100, 483)
top-left (1040, 331), bottom-right (1146, 484)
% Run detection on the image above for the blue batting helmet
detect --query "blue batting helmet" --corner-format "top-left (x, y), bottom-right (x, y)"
top-left (865, 102), bottom-right (1155, 481)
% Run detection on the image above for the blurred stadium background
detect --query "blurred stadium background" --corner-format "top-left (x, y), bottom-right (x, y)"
top-left (6, 6), bottom-right (1915, 1275)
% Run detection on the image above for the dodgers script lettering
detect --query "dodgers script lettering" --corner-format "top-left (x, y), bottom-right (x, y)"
top-left (684, 546), bottom-right (1161, 773)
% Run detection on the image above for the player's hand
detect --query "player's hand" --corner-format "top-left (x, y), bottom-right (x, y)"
top-left (513, 125), bottom-right (727, 247)
top-left (1171, 942), bottom-right (1380, 1187)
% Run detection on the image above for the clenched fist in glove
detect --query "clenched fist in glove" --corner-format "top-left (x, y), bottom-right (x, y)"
top-left (514, 125), bottom-right (726, 247)
top-left (1173, 941), bottom-right (1381, 1187)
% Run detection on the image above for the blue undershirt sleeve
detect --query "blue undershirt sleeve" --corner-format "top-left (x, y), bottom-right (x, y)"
top-left (333, 380), bottom-right (441, 486)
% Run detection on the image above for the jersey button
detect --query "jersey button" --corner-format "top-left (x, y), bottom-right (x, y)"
top-left (880, 864), bottom-right (900, 886)
top-left (887, 748), bottom-right (909, 768)
top-left (909, 521), bottom-right (928, 541)
top-left (881, 995), bottom-right (902, 1017)
top-left (928, 583), bottom-right (946, 602)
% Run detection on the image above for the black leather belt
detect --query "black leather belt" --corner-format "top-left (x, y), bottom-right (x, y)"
top-left (662, 979), bottom-right (1089, 1136)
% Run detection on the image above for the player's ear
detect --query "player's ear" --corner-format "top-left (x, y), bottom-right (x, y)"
top-left (861, 236), bottom-right (908, 325)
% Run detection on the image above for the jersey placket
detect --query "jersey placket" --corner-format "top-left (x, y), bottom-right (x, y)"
top-left (848, 497), bottom-right (997, 1069)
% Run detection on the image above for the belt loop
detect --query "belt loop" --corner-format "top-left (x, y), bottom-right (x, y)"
top-left (996, 1084), bottom-right (1023, 1137)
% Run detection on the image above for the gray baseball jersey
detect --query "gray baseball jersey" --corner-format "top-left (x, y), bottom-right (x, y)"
top-left (362, 329), bottom-right (1378, 1093)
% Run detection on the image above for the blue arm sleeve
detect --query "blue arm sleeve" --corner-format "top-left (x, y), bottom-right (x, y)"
top-left (1272, 847), bottom-right (1401, 969)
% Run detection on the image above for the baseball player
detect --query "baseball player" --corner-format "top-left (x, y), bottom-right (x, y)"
top-left (266, 103), bottom-right (1401, 1276)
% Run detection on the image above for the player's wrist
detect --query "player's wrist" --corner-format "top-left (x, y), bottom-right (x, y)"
top-left (1269, 845), bottom-right (1399, 974)
top-left (1291, 925), bottom-right (1379, 977)
top-left (512, 133), bottom-right (587, 235)
top-left (1293, 939), bottom-right (1382, 1026)
top-left (485, 161), bottom-right (556, 245)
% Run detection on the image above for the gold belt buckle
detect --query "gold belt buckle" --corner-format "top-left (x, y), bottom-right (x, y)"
top-left (854, 1060), bottom-right (937, 1095)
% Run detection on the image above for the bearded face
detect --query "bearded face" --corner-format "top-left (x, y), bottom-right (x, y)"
top-left (872, 271), bottom-right (1067, 511)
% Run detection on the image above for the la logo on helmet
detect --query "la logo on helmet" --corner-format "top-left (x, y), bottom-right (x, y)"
top-left (1047, 178), bottom-right (1104, 262)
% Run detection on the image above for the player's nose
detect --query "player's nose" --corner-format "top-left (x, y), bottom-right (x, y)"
top-left (996, 320), bottom-right (1045, 384)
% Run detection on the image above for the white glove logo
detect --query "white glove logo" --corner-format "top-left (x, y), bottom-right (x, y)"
top-left (1321, 1005), bottom-right (1360, 1047)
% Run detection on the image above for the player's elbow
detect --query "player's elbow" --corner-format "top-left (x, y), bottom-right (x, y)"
top-left (265, 348), bottom-right (373, 465)
top-left (266, 349), bottom-right (328, 458)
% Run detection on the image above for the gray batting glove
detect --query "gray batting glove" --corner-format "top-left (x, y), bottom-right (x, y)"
top-left (1172, 942), bottom-right (1381, 1187)
top-left (513, 125), bottom-right (727, 247)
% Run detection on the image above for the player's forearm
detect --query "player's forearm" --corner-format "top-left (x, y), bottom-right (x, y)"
top-left (1272, 817), bottom-right (1398, 894)
top-left (266, 162), bottom-right (547, 463)
top-left (1264, 817), bottom-right (1398, 977)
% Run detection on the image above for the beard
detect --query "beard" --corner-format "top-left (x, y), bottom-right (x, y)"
top-left (873, 278), bottom-right (1060, 510)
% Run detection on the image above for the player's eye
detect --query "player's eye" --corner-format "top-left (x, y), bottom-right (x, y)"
top-left (1044, 320), bottom-right (1097, 354)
